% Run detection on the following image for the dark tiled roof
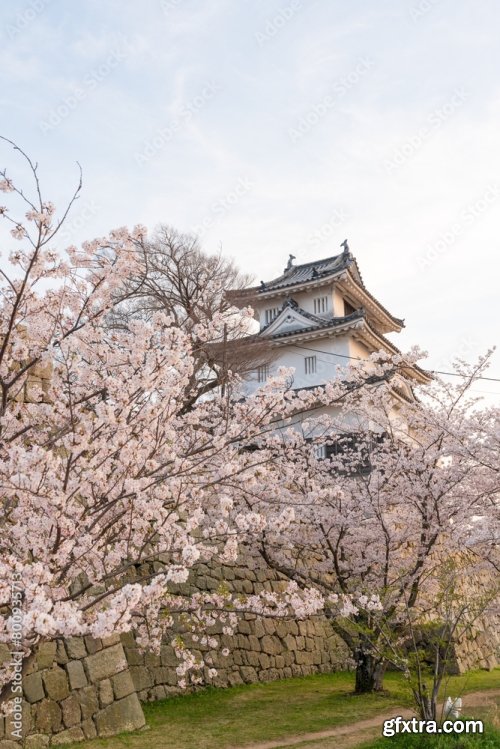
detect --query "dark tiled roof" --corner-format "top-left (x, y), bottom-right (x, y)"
top-left (258, 252), bottom-right (350, 293)
top-left (229, 250), bottom-right (404, 331)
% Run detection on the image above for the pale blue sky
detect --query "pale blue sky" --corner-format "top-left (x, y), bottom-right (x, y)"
top-left (1, 0), bottom-right (500, 394)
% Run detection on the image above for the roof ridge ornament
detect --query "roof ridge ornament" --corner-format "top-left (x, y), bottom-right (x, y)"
top-left (284, 253), bottom-right (296, 274)
top-left (340, 239), bottom-right (350, 256)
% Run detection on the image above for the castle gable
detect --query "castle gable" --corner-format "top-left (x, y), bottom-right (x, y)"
top-left (261, 299), bottom-right (323, 337)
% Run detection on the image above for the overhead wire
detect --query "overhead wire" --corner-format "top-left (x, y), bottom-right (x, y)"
top-left (288, 342), bottom-right (500, 383)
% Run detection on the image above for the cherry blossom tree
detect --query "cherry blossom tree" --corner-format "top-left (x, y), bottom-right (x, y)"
top-left (0, 139), bottom-right (341, 696)
top-left (107, 224), bottom-right (273, 407)
top-left (241, 360), bottom-right (500, 693)
top-left (2, 139), bottom-right (496, 707)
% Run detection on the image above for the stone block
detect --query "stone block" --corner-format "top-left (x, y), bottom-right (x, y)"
top-left (222, 566), bottom-right (236, 580)
top-left (261, 635), bottom-right (281, 655)
top-left (152, 666), bottom-right (176, 687)
top-left (85, 644), bottom-right (127, 682)
top-left (112, 669), bottom-right (135, 699)
top-left (35, 642), bottom-right (56, 670)
top-left (82, 717), bottom-right (97, 739)
top-left (161, 645), bottom-right (179, 668)
top-left (42, 666), bottom-right (69, 701)
top-left (66, 659), bottom-right (88, 690)
top-left (275, 621), bottom-right (291, 639)
top-left (124, 647), bottom-right (143, 666)
top-left (263, 619), bottom-right (275, 635)
top-left (258, 653), bottom-right (270, 669)
top-left (240, 666), bottom-right (258, 682)
top-left (65, 637), bottom-right (87, 660)
top-left (246, 651), bottom-right (260, 667)
top-left (23, 672), bottom-right (45, 703)
top-left (0, 645), bottom-right (10, 668)
top-left (33, 699), bottom-right (62, 734)
top-left (144, 652), bottom-right (161, 667)
top-left (129, 665), bottom-right (154, 692)
top-left (233, 651), bottom-right (244, 666)
top-left (61, 695), bottom-right (81, 728)
top-left (238, 619), bottom-right (252, 635)
top-left (296, 650), bottom-right (316, 666)
top-left (120, 631), bottom-right (136, 648)
top-left (98, 679), bottom-right (114, 707)
top-left (77, 686), bottom-right (98, 720)
top-left (101, 634), bottom-right (121, 648)
top-left (248, 635), bottom-right (261, 651)
top-left (0, 741), bottom-right (21, 749)
top-left (253, 620), bottom-right (266, 638)
top-left (227, 672), bottom-right (244, 686)
top-left (94, 694), bottom-right (145, 737)
top-left (51, 727), bottom-right (85, 745)
top-left (25, 735), bottom-right (50, 749)
top-left (151, 685), bottom-right (167, 700)
top-left (55, 641), bottom-right (68, 665)
top-left (85, 637), bottom-right (102, 655)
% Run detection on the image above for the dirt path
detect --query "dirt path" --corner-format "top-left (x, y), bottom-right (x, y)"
top-left (229, 689), bottom-right (500, 749)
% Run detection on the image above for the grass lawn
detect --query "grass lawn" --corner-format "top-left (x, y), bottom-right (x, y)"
top-left (66, 668), bottom-right (500, 749)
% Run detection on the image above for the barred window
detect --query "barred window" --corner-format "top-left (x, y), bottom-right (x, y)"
top-left (257, 364), bottom-right (270, 382)
top-left (313, 444), bottom-right (327, 459)
top-left (264, 307), bottom-right (280, 325)
top-left (313, 296), bottom-right (328, 314)
top-left (304, 356), bottom-right (317, 375)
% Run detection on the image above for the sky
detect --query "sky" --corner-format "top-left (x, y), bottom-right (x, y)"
top-left (1, 0), bottom-right (500, 398)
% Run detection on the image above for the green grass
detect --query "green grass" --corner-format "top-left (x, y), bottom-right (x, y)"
top-left (66, 668), bottom-right (500, 749)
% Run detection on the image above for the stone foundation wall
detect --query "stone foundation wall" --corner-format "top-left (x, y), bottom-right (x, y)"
top-left (124, 559), bottom-right (352, 702)
top-left (0, 636), bottom-right (145, 748)
top-left (450, 610), bottom-right (500, 674)
top-left (1, 555), bottom-right (497, 746)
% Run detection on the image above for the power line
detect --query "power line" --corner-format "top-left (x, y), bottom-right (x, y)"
top-left (289, 343), bottom-right (500, 384)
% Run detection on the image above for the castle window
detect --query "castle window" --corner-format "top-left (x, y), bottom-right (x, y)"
top-left (304, 356), bottom-right (317, 375)
top-left (257, 364), bottom-right (270, 382)
top-left (313, 443), bottom-right (327, 459)
top-left (264, 307), bottom-right (280, 325)
top-left (343, 298), bottom-right (356, 316)
top-left (313, 296), bottom-right (328, 314)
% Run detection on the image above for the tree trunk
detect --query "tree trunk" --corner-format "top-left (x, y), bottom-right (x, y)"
top-left (354, 651), bottom-right (387, 693)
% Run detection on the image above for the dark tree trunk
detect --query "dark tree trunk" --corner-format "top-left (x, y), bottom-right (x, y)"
top-left (354, 651), bottom-right (387, 693)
